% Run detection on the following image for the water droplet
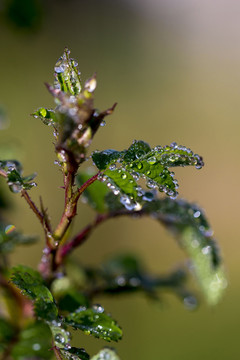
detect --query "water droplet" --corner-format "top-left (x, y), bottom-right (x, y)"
top-left (85, 76), bottom-right (97, 92)
top-left (55, 64), bottom-right (66, 73)
top-left (116, 275), bottom-right (127, 286)
top-left (32, 343), bottom-right (41, 351)
top-left (146, 179), bottom-right (156, 189)
top-left (142, 191), bottom-right (155, 202)
top-left (146, 170), bottom-right (151, 175)
top-left (137, 162), bottom-right (143, 170)
top-left (193, 210), bottom-right (201, 218)
top-left (100, 120), bottom-right (106, 127)
top-left (9, 183), bottom-right (23, 193)
top-left (92, 304), bottom-right (105, 313)
top-left (202, 246), bottom-right (211, 255)
top-left (147, 157), bottom-right (157, 165)
top-left (183, 296), bottom-right (198, 310)
top-left (170, 142), bottom-right (178, 149)
top-left (121, 173), bottom-right (127, 179)
top-left (191, 239), bottom-right (200, 248)
top-left (55, 333), bottom-right (66, 345)
top-left (109, 164), bottom-right (116, 170)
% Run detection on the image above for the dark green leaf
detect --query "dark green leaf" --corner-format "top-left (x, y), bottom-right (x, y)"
top-left (11, 265), bottom-right (58, 320)
top-left (65, 305), bottom-right (122, 342)
top-left (58, 291), bottom-right (89, 313)
top-left (91, 348), bottom-right (121, 360)
top-left (92, 141), bottom-right (204, 209)
top-left (32, 107), bottom-right (57, 126)
top-left (61, 347), bottom-right (90, 360)
top-left (92, 150), bottom-right (123, 171)
top-left (11, 265), bottom-right (52, 301)
top-left (76, 171), bottom-right (109, 213)
top-left (0, 317), bottom-right (16, 352)
top-left (11, 321), bottom-right (52, 360)
top-left (34, 299), bottom-right (58, 321)
top-left (0, 223), bottom-right (37, 254)
top-left (102, 254), bottom-right (143, 278)
top-left (54, 48), bottom-right (81, 96)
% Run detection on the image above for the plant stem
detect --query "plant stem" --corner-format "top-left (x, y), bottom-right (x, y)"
top-left (56, 210), bottom-right (131, 265)
top-left (21, 190), bottom-right (44, 224)
top-left (53, 346), bottom-right (63, 360)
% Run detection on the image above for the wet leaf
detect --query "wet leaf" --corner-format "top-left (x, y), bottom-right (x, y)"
top-left (50, 323), bottom-right (71, 349)
top-left (0, 160), bottom-right (37, 193)
top-left (11, 321), bottom-right (52, 360)
top-left (64, 305), bottom-right (122, 342)
top-left (91, 348), bottom-right (121, 360)
top-left (92, 141), bottom-right (204, 209)
top-left (54, 48), bottom-right (81, 96)
top-left (11, 265), bottom-right (58, 320)
top-left (61, 347), bottom-right (90, 360)
top-left (92, 150), bottom-right (123, 171)
top-left (32, 107), bottom-right (57, 126)
top-left (142, 197), bottom-right (226, 304)
top-left (181, 227), bottom-right (227, 305)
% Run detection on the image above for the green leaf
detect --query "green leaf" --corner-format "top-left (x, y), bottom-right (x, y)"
top-left (61, 347), bottom-right (90, 360)
top-left (11, 321), bottom-right (52, 360)
top-left (76, 171), bottom-right (109, 213)
top-left (92, 150), bottom-right (123, 171)
top-left (54, 48), bottom-right (81, 96)
top-left (0, 223), bottom-right (37, 254)
top-left (0, 160), bottom-right (37, 193)
top-left (11, 265), bottom-right (58, 320)
top-left (142, 197), bottom-right (226, 304)
top-left (64, 305), bottom-right (122, 342)
top-left (0, 317), bottom-right (15, 352)
top-left (92, 141), bottom-right (204, 209)
top-left (32, 107), bottom-right (57, 126)
top-left (102, 254), bottom-right (143, 278)
top-left (50, 323), bottom-right (71, 349)
top-left (91, 348), bottom-right (121, 360)
top-left (181, 227), bottom-right (227, 305)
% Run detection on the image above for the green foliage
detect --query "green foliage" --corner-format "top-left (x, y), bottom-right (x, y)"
top-left (0, 48), bottom-right (226, 360)
top-left (0, 223), bottom-right (37, 254)
top-left (0, 160), bottom-right (37, 193)
top-left (11, 322), bottom-right (52, 360)
top-left (65, 305), bottom-right (122, 342)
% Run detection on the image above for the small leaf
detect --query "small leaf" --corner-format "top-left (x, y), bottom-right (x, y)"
top-left (61, 347), bottom-right (90, 360)
top-left (0, 160), bottom-right (37, 193)
top-left (54, 48), bottom-right (81, 96)
top-left (91, 348), bottom-right (121, 360)
top-left (64, 305), bottom-right (122, 342)
top-left (11, 321), bottom-right (52, 360)
top-left (50, 323), bottom-right (71, 349)
top-left (0, 223), bottom-right (37, 254)
top-left (32, 107), bottom-right (57, 126)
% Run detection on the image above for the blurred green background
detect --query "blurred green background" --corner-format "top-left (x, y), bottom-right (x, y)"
top-left (0, 0), bottom-right (239, 358)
